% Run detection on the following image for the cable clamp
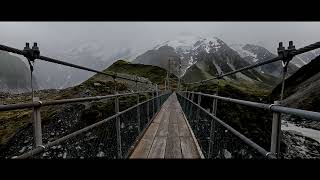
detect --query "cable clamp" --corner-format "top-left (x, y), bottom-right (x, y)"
top-left (265, 152), bottom-right (276, 158)
top-left (268, 104), bottom-right (276, 110)
top-left (37, 145), bottom-right (46, 149)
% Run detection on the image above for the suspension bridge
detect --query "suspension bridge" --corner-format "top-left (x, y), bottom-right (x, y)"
top-left (0, 41), bottom-right (320, 159)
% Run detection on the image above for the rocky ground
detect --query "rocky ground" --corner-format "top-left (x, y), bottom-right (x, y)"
top-left (0, 72), bottom-right (159, 158)
top-left (281, 131), bottom-right (320, 159)
top-left (0, 95), bottom-right (161, 159)
top-left (280, 115), bottom-right (320, 159)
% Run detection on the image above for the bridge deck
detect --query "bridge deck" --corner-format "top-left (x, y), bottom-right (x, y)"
top-left (130, 93), bottom-right (203, 159)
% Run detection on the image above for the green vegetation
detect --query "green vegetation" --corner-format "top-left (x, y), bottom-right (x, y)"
top-left (0, 60), bottom-right (165, 147)
top-left (0, 110), bottom-right (31, 145)
top-left (181, 64), bottom-right (209, 83)
top-left (186, 80), bottom-right (274, 150)
top-left (105, 60), bottom-right (174, 84)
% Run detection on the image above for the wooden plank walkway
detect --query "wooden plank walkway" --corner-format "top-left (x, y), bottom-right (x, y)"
top-left (130, 93), bottom-right (203, 159)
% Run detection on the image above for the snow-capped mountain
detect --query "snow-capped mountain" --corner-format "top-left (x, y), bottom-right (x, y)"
top-left (230, 44), bottom-right (299, 77)
top-left (134, 34), bottom-right (277, 85)
top-left (230, 43), bottom-right (320, 74)
top-left (134, 35), bottom-right (226, 76)
top-left (229, 44), bottom-right (261, 63)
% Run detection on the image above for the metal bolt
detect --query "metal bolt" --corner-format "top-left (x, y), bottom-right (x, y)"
top-left (24, 42), bottom-right (31, 51)
top-left (288, 41), bottom-right (295, 50)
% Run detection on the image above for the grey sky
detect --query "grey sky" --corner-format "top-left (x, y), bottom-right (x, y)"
top-left (1, 22), bottom-right (320, 56)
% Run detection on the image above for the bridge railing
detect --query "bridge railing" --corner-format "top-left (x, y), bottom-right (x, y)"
top-left (2, 90), bottom-right (171, 159)
top-left (0, 42), bottom-right (173, 159)
top-left (177, 91), bottom-right (320, 159)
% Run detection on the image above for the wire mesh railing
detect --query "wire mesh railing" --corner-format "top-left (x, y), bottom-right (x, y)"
top-left (7, 91), bottom-right (171, 159)
top-left (32, 116), bottom-right (118, 159)
top-left (2, 40), bottom-right (320, 159)
top-left (177, 92), bottom-right (271, 159)
top-left (177, 91), bottom-right (320, 159)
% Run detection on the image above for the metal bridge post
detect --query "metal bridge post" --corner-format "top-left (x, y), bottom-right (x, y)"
top-left (32, 97), bottom-right (43, 148)
top-left (270, 101), bottom-right (281, 158)
top-left (188, 92), bottom-right (194, 120)
top-left (185, 92), bottom-right (188, 114)
top-left (156, 84), bottom-right (159, 111)
top-left (196, 93), bottom-right (202, 129)
top-left (208, 94), bottom-right (218, 158)
top-left (114, 76), bottom-right (122, 159)
top-left (136, 80), bottom-right (141, 133)
top-left (137, 93), bottom-right (141, 133)
top-left (146, 92), bottom-right (150, 122)
top-left (184, 91), bottom-right (187, 111)
top-left (152, 85), bottom-right (155, 118)
top-left (212, 94), bottom-right (218, 116)
top-left (186, 91), bottom-right (190, 113)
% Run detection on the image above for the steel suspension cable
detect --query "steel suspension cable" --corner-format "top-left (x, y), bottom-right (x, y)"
top-left (0, 44), bottom-right (149, 84)
top-left (183, 41), bottom-right (320, 85)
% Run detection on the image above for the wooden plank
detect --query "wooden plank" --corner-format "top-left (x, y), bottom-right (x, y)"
top-left (148, 136), bottom-right (167, 158)
top-left (168, 123), bottom-right (179, 137)
top-left (131, 93), bottom-right (204, 159)
top-left (180, 136), bottom-right (200, 159)
top-left (130, 139), bottom-right (153, 159)
top-left (156, 120), bottom-right (169, 137)
top-left (169, 109), bottom-right (178, 124)
top-left (165, 136), bottom-right (182, 159)
top-left (178, 117), bottom-right (191, 137)
top-left (176, 111), bottom-right (186, 124)
top-left (153, 107), bottom-right (166, 124)
top-left (143, 123), bottom-right (160, 140)
top-left (156, 112), bottom-right (170, 137)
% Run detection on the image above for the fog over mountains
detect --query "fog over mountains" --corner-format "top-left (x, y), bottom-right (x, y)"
top-left (1, 22), bottom-right (320, 92)
top-left (2, 33), bottom-right (319, 93)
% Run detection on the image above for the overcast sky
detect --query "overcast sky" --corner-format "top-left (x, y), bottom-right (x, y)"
top-left (1, 22), bottom-right (320, 56)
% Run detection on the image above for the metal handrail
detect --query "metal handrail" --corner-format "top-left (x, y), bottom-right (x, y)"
top-left (0, 44), bottom-right (152, 84)
top-left (14, 91), bottom-right (172, 159)
top-left (177, 92), bottom-right (276, 159)
top-left (0, 90), bottom-right (165, 111)
top-left (180, 91), bottom-right (320, 121)
top-left (183, 41), bottom-right (320, 85)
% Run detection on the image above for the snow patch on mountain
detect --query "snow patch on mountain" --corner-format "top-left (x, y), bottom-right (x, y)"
top-left (229, 44), bottom-right (259, 62)
top-left (153, 35), bottom-right (202, 50)
top-left (154, 35), bottom-right (222, 54)
top-left (227, 62), bottom-right (254, 82)
top-left (151, 35), bottom-right (223, 76)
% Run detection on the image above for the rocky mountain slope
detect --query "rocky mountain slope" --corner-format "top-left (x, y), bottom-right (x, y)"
top-left (269, 54), bottom-right (320, 158)
top-left (229, 44), bottom-right (298, 77)
top-left (0, 60), bottom-right (170, 158)
top-left (133, 35), bottom-right (281, 88)
top-left (0, 50), bottom-right (39, 93)
top-left (134, 35), bottom-right (226, 76)
top-left (107, 60), bottom-right (177, 85)
top-left (270, 54), bottom-right (320, 112)
top-left (180, 40), bottom-right (279, 88)
top-left (32, 42), bottom-right (137, 90)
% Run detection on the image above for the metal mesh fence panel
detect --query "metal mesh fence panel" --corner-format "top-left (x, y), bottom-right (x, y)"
top-left (177, 92), bottom-right (268, 159)
top-left (32, 117), bottom-right (118, 159)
